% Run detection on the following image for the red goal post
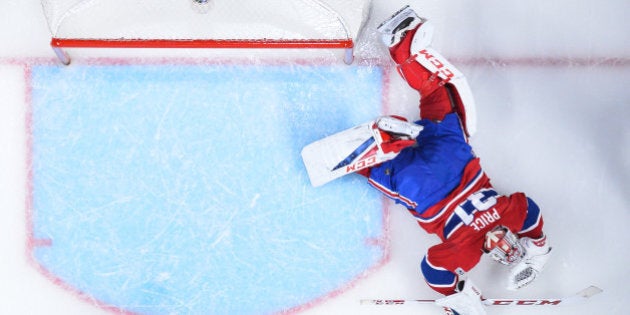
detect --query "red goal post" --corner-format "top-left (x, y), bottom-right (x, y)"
top-left (40, 0), bottom-right (372, 65)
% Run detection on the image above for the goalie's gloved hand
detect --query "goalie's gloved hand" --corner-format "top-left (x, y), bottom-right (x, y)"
top-left (375, 115), bottom-right (423, 139)
top-left (507, 235), bottom-right (552, 290)
top-left (372, 115), bottom-right (422, 155)
top-left (379, 135), bottom-right (416, 154)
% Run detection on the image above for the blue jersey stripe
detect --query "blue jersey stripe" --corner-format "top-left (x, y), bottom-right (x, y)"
top-left (421, 256), bottom-right (457, 288)
top-left (520, 197), bottom-right (542, 233)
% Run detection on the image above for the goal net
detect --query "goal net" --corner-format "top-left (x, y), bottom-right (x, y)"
top-left (40, 0), bottom-right (372, 64)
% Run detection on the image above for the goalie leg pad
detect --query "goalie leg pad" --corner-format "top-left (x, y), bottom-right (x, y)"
top-left (410, 47), bottom-right (477, 136)
top-left (377, 5), bottom-right (424, 47)
top-left (389, 27), bottom-right (477, 136)
top-left (410, 18), bottom-right (435, 53)
top-left (436, 279), bottom-right (487, 315)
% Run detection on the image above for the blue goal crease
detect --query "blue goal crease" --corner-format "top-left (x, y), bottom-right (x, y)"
top-left (29, 63), bottom-right (386, 314)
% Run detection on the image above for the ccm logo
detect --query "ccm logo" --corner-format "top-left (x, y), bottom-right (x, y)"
top-left (345, 156), bottom-right (378, 173)
top-left (490, 300), bottom-right (562, 305)
top-left (373, 300), bottom-right (404, 305)
top-left (417, 49), bottom-right (455, 82)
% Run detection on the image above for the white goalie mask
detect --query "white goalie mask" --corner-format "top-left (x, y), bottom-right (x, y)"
top-left (483, 225), bottom-right (524, 265)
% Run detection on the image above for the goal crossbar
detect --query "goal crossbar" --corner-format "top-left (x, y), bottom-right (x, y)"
top-left (43, 0), bottom-right (370, 65)
top-left (51, 38), bottom-right (356, 65)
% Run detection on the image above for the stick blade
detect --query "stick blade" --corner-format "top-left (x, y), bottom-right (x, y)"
top-left (557, 285), bottom-right (603, 305)
top-left (577, 285), bottom-right (603, 299)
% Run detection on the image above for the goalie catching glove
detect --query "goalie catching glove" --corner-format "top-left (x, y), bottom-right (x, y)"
top-left (483, 225), bottom-right (552, 290)
top-left (507, 234), bottom-right (552, 290)
top-left (371, 115), bottom-right (423, 158)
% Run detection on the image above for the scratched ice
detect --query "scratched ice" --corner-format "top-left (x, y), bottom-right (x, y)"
top-left (30, 63), bottom-right (387, 314)
top-left (3, 1), bottom-right (629, 315)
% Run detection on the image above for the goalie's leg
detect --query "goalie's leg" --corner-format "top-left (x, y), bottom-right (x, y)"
top-left (377, 5), bottom-right (426, 48)
top-left (380, 7), bottom-right (477, 137)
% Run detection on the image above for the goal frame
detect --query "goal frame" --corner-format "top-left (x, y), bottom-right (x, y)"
top-left (50, 37), bottom-right (356, 65)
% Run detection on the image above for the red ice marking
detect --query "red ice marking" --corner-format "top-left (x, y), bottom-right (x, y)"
top-left (365, 236), bottom-right (387, 248)
top-left (451, 56), bottom-right (630, 67)
top-left (24, 62), bottom-right (35, 255)
top-left (2, 55), bottom-right (629, 68)
top-left (31, 238), bottom-right (53, 247)
top-left (20, 59), bottom-right (138, 315)
top-left (380, 64), bottom-right (393, 114)
top-left (27, 256), bottom-right (138, 315)
top-left (275, 198), bottom-right (394, 315)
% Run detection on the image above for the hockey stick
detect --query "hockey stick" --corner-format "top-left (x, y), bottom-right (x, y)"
top-left (360, 285), bottom-right (602, 306)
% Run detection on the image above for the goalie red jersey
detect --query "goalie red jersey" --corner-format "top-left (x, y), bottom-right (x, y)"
top-left (366, 114), bottom-right (544, 294)
top-left (364, 6), bottom-right (549, 298)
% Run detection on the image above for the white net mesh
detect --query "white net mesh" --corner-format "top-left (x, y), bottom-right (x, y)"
top-left (40, 0), bottom-right (371, 42)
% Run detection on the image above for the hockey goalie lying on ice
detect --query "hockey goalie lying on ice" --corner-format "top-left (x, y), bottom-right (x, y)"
top-left (302, 5), bottom-right (552, 315)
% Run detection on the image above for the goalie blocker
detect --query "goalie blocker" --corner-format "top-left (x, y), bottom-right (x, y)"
top-left (301, 116), bottom-right (423, 187)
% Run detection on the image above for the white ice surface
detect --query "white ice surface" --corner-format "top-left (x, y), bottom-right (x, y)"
top-left (1, 0), bottom-right (628, 314)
